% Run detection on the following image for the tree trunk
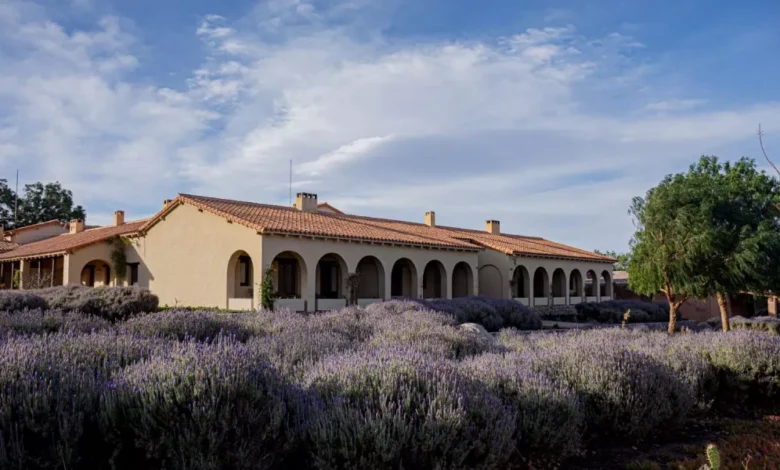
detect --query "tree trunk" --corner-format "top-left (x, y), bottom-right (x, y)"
top-left (715, 292), bottom-right (730, 332)
top-left (668, 303), bottom-right (677, 334)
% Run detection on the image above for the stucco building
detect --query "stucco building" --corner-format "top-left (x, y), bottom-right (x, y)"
top-left (0, 193), bottom-right (616, 311)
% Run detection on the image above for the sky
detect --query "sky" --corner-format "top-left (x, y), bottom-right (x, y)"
top-left (1, 0), bottom-right (778, 252)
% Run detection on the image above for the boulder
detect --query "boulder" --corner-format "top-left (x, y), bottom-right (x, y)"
top-left (459, 323), bottom-right (493, 341)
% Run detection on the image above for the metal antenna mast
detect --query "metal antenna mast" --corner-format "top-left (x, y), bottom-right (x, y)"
top-left (13, 170), bottom-right (18, 226)
top-left (289, 160), bottom-right (292, 206)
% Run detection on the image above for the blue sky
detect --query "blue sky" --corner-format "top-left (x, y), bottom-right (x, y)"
top-left (1, 0), bottom-right (778, 252)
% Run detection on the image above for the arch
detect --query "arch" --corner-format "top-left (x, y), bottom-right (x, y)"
top-left (356, 256), bottom-right (385, 299)
top-left (390, 258), bottom-right (418, 298)
top-left (271, 251), bottom-right (307, 298)
top-left (552, 268), bottom-right (566, 297)
top-left (80, 259), bottom-right (112, 287)
top-left (533, 267), bottom-right (549, 298)
top-left (585, 269), bottom-right (598, 297)
top-left (569, 269), bottom-right (584, 297)
top-left (316, 253), bottom-right (348, 299)
top-left (512, 265), bottom-right (531, 298)
top-left (478, 264), bottom-right (503, 298)
top-left (452, 262), bottom-right (473, 298)
top-left (227, 250), bottom-right (254, 300)
top-left (422, 260), bottom-right (447, 299)
top-left (600, 270), bottom-right (613, 298)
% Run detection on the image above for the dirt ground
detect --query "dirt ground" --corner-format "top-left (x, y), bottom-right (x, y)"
top-left (525, 407), bottom-right (780, 470)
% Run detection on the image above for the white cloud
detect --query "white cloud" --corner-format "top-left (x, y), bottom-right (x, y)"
top-left (0, 0), bottom-right (776, 253)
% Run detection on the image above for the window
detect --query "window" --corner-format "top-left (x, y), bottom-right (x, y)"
top-left (129, 263), bottom-right (139, 286)
top-left (239, 256), bottom-right (250, 286)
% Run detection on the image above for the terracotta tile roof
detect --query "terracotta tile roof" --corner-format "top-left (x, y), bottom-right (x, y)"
top-left (0, 220), bottom-right (147, 261)
top-left (317, 202), bottom-right (343, 214)
top-left (4, 219), bottom-right (65, 236)
top-left (142, 194), bottom-right (614, 262)
top-left (0, 240), bottom-right (18, 252)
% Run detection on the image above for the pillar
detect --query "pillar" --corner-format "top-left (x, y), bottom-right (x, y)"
top-left (769, 297), bottom-right (778, 317)
top-left (19, 260), bottom-right (30, 290)
top-left (306, 263), bottom-right (317, 312)
top-left (384, 269), bottom-right (393, 300)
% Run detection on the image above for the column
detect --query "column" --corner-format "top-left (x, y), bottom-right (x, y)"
top-left (19, 260), bottom-right (29, 290)
top-left (769, 297), bottom-right (778, 317)
top-left (384, 271), bottom-right (393, 300)
top-left (305, 264), bottom-right (317, 312)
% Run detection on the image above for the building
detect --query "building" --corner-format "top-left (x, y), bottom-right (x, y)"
top-left (0, 193), bottom-right (616, 311)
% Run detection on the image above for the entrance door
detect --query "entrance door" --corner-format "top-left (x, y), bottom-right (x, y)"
top-left (319, 261), bottom-right (338, 298)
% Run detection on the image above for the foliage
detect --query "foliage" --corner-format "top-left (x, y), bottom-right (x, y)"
top-left (0, 290), bottom-right (48, 311)
top-left (423, 296), bottom-right (542, 332)
top-left (1, 301), bottom-right (780, 469)
top-left (629, 156), bottom-right (780, 333)
top-left (704, 443), bottom-right (721, 470)
top-left (260, 266), bottom-right (276, 311)
top-left (594, 249), bottom-right (630, 271)
top-left (345, 271), bottom-right (360, 306)
top-left (34, 285), bottom-right (159, 321)
top-left (109, 236), bottom-right (131, 280)
top-left (0, 180), bottom-right (86, 229)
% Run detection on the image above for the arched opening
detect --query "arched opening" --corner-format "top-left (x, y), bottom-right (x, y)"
top-left (552, 268), bottom-right (566, 298)
top-left (80, 260), bottom-right (111, 287)
top-left (356, 256), bottom-right (385, 299)
top-left (271, 251), bottom-right (307, 298)
top-left (512, 265), bottom-right (531, 299)
top-left (422, 260), bottom-right (447, 299)
top-left (316, 253), bottom-right (347, 299)
top-left (533, 267), bottom-right (549, 298)
top-left (585, 270), bottom-right (598, 297)
top-left (452, 262), bottom-right (473, 298)
top-left (600, 270), bottom-right (613, 298)
top-left (227, 250), bottom-right (254, 300)
top-left (478, 264), bottom-right (503, 298)
top-left (391, 258), bottom-right (418, 298)
top-left (569, 269), bottom-right (583, 297)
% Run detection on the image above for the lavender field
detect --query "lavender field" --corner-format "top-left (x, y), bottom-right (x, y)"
top-left (1, 290), bottom-right (779, 469)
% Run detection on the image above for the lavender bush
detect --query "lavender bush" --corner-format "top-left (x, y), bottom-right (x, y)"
top-left (575, 299), bottom-right (671, 323)
top-left (461, 352), bottom-right (583, 456)
top-left (123, 309), bottom-right (259, 341)
top-left (34, 285), bottom-right (159, 321)
top-left (0, 290), bottom-right (48, 311)
top-left (302, 346), bottom-right (516, 469)
top-left (105, 337), bottom-right (291, 469)
top-left (0, 309), bottom-right (111, 335)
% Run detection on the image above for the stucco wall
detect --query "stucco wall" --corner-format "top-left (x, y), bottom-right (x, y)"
top-left (64, 241), bottom-right (117, 286)
top-left (10, 224), bottom-right (68, 245)
top-left (128, 203), bottom-right (263, 308)
top-left (262, 235), bottom-right (480, 311)
top-left (476, 248), bottom-right (614, 302)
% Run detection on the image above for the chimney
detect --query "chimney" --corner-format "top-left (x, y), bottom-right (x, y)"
top-left (70, 219), bottom-right (84, 234)
top-left (425, 211), bottom-right (436, 227)
top-left (114, 210), bottom-right (125, 226)
top-left (163, 199), bottom-right (172, 209)
top-left (486, 219), bottom-right (500, 235)
top-left (295, 192), bottom-right (318, 212)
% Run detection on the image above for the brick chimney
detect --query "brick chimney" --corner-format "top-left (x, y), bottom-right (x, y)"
top-left (486, 220), bottom-right (500, 235)
top-left (295, 193), bottom-right (318, 212)
top-left (70, 219), bottom-right (84, 234)
top-left (114, 210), bottom-right (125, 226)
top-left (425, 211), bottom-right (436, 227)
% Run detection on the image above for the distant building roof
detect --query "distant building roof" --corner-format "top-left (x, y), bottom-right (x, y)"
top-left (0, 240), bottom-right (18, 252)
top-left (3, 219), bottom-right (65, 236)
top-left (0, 220), bottom-right (147, 261)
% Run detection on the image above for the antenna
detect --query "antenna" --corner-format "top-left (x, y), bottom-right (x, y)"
top-left (13, 170), bottom-right (18, 226)
top-left (289, 159), bottom-right (292, 206)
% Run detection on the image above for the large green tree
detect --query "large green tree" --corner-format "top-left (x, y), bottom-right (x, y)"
top-left (628, 156), bottom-right (780, 333)
top-left (0, 181), bottom-right (86, 229)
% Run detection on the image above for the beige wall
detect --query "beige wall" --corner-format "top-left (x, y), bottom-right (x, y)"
top-left (9, 224), bottom-right (67, 245)
top-left (476, 248), bottom-right (614, 302)
top-left (128, 203), bottom-right (263, 309)
top-left (262, 235), bottom-right (480, 311)
top-left (65, 241), bottom-right (117, 286)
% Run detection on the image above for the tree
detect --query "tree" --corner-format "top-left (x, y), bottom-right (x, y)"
top-left (629, 156), bottom-right (780, 333)
top-left (594, 249), bottom-right (630, 271)
top-left (628, 166), bottom-right (713, 334)
top-left (0, 181), bottom-right (86, 229)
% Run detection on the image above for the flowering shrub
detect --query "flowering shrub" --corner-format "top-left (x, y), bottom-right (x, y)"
top-left (0, 290), bottom-right (48, 311)
top-left (0, 302), bottom-right (778, 469)
top-left (730, 316), bottom-right (780, 335)
top-left (461, 352), bottom-right (583, 455)
top-left (301, 346), bottom-right (516, 469)
top-left (106, 337), bottom-right (291, 469)
top-left (0, 309), bottom-right (111, 335)
top-left (34, 285), bottom-right (159, 321)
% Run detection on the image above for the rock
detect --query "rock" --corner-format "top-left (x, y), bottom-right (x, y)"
top-left (459, 323), bottom-right (493, 340)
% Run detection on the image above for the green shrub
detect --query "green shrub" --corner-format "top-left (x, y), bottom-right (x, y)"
top-left (0, 290), bottom-right (48, 311)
